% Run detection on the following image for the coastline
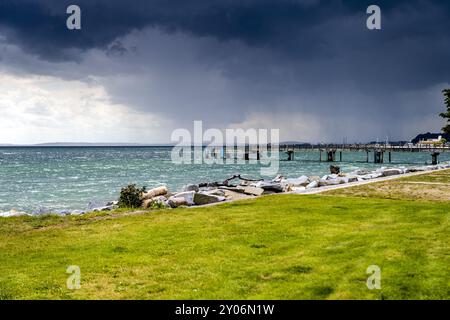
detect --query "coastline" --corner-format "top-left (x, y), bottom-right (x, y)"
top-left (288, 165), bottom-right (450, 194)
top-left (2, 161), bottom-right (449, 217)
top-left (192, 164), bottom-right (450, 208)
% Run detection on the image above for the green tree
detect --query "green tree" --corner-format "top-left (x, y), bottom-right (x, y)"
top-left (440, 89), bottom-right (450, 135)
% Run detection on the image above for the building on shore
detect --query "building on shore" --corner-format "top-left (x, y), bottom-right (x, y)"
top-left (411, 132), bottom-right (450, 145)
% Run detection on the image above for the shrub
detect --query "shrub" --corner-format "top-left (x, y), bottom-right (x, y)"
top-left (118, 184), bottom-right (146, 208)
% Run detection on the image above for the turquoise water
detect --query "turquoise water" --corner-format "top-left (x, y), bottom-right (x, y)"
top-left (1, 147), bottom-right (449, 213)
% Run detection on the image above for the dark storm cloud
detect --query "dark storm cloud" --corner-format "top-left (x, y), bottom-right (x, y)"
top-left (1, 0), bottom-right (449, 90)
top-left (1, 0), bottom-right (448, 60)
top-left (1, 0), bottom-right (450, 142)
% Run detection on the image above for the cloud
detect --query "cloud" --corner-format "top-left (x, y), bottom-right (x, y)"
top-left (1, 0), bottom-right (448, 62)
top-left (0, 0), bottom-right (449, 143)
top-left (0, 73), bottom-right (173, 144)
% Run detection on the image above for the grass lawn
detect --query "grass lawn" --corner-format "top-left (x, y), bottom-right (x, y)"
top-left (0, 170), bottom-right (449, 300)
top-left (326, 168), bottom-right (450, 201)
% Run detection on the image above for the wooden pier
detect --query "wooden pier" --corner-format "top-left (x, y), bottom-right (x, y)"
top-left (278, 144), bottom-right (449, 164)
top-left (203, 143), bottom-right (449, 165)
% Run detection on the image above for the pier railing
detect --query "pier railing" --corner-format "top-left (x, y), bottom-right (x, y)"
top-left (201, 143), bottom-right (449, 165)
top-left (278, 144), bottom-right (450, 153)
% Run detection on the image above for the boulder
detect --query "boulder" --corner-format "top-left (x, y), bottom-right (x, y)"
top-left (237, 186), bottom-right (265, 196)
top-left (306, 181), bottom-right (319, 189)
top-left (172, 191), bottom-right (195, 205)
top-left (381, 169), bottom-right (402, 177)
top-left (203, 189), bottom-right (226, 197)
top-left (142, 186), bottom-right (168, 200)
top-left (143, 195), bottom-right (170, 208)
top-left (218, 186), bottom-right (246, 193)
top-left (352, 169), bottom-right (371, 176)
top-left (86, 200), bottom-right (119, 212)
top-left (0, 210), bottom-right (28, 217)
top-left (397, 167), bottom-right (408, 174)
top-left (167, 197), bottom-right (188, 208)
top-left (319, 179), bottom-right (343, 187)
top-left (320, 174), bottom-right (339, 181)
top-left (238, 180), bottom-right (253, 187)
top-left (281, 176), bottom-right (309, 187)
top-left (70, 210), bottom-right (85, 215)
top-left (93, 206), bottom-right (116, 212)
top-left (141, 198), bottom-right (153, 209)
top-left (193, 193), bottom-right (226, 205)
top-left (360, 172), bottom-right (383, 180)
top-left (291, 186), bottom-right (306, 193)
top-left (222, 190), bottom-right (253, 200)
top-left (336, 177), bottom-right (349, 184)
top-left (254, 181), bottom-right (284, 193)
top-left (86, 201), bottom-right (118, 212)
top-left (55, 210), bottom-right (72, 216)
top-left (199, 182), bottom-right (221, 188)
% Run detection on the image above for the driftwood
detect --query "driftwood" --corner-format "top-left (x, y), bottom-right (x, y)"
top-left (330, 165), bottom-right (340, 174)
top-left (198, 174), bottom-right (263, 188)
top-left (222, 174), bottom-right (263, 186)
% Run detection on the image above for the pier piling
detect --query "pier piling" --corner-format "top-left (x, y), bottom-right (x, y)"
top-left (326, 150), bottom-right (336, 162)
top-left (286, 150), bottom-right (294, 161)
top-left (374, 150), bottom-right (384, 163)
top-left (431, 152), bottom-right (440, 165)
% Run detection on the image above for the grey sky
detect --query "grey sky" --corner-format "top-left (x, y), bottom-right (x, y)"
top-left (0, 0), bottom-right (449, 144)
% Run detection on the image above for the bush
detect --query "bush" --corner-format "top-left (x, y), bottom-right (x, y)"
top-left (118, 184), bottom-right (146, 208)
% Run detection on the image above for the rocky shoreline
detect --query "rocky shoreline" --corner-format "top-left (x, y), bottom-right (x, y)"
top-left (1, 162), bottom-right (450, 218)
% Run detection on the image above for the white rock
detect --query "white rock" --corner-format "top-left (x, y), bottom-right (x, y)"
top-left (142, 186), bottom-right (168, 200)
top-left (0, 210), bottom-right (28, 217)
top-left (281, 176), bottom-right (310, 187)
top-left (237, 186), bottom-right (265, 196)
top-left (291, 186), bottom-right (306, 193)
top-left (306, 181), bottom-right (319, 189)
top-left (319, 179), bottom-right (344, 187)
top-left (173, 191), bottom-right (195, 205)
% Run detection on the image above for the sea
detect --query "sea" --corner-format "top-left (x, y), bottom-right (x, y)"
top-left (1, 146), bottom-right (449, 213)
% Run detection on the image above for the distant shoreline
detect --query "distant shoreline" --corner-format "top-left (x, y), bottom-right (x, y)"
top-left (0, 144), bottom-right (176, 147)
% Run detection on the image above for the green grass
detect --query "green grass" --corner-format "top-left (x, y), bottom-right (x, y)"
top-left (326, 169), bottom-right (450, 202)
top-left (1, 181), bottom-right (449, 299)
